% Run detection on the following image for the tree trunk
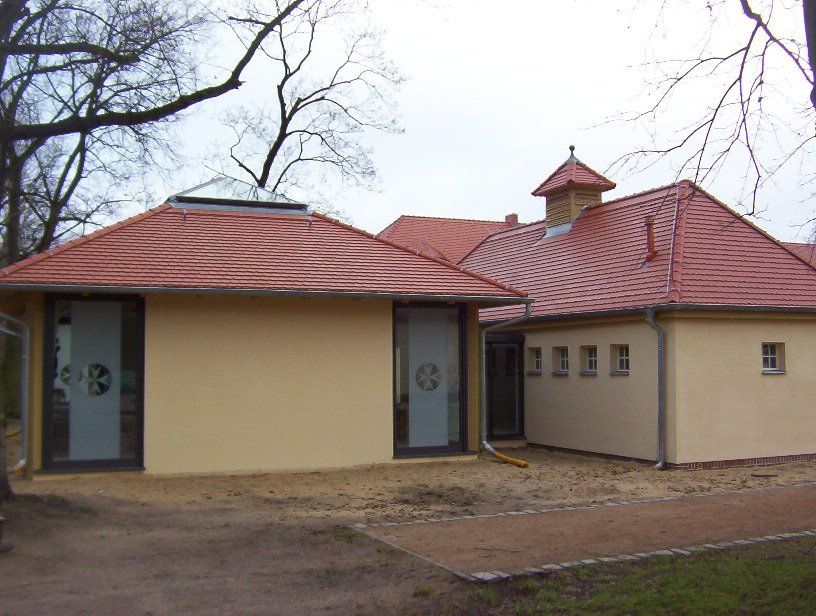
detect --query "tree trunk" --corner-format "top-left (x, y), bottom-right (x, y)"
top-left (804, 0), bottom-right (816, 111)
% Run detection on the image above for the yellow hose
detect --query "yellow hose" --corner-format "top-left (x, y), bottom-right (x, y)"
top-left (492, 451), bottom-right (529, 469)
top-left (4, 428), bottom-right (20, 439)
top-left (482, 442), bottom-right (529, 468)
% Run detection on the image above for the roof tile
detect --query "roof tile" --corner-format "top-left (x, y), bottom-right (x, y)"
top-left (0, 206), bottom-right (526, 300)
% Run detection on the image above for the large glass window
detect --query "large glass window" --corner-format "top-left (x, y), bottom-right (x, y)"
top-left (45, 297), bottom-right (143, 469)
top-left (394, 305), bottom-right (464, 454)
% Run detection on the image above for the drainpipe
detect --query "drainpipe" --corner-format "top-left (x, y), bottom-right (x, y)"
top-left (0, 311), bottom-right (29, 475)
top-left (645, 307), bottom-right (666, 470)
top-left (480, 302), bottom-right (532, 457)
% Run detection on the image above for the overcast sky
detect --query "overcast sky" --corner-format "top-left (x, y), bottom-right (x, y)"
top-left (155, 0), bottom-right (814, 242)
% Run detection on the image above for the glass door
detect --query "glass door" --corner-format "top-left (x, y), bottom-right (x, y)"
top-left (487, 341), bottom-right (524, 438)
top-left (44, 295), bottom-right (143, 470)
top-left (394, 304), bottom-right (465, 455)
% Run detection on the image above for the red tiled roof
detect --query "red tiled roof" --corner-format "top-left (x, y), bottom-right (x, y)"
top-left (783, 242), bottom-right (816, 265)
top-left (462, 181), bottom-right (816, 320)
top-left (0, 205), bottom-right (527, 301)
top-left (378, 215), bottom-right (513, 263)
top-left (531, 159), bottom-right (616, 197)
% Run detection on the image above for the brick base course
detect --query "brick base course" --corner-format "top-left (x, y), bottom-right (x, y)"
top-left (526, 442), bottom-right (816, 470)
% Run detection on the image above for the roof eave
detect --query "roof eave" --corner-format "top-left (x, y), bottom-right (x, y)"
top-left (481, 302), bottom-right (816, 327)
top-left (0, 282), bottom-right (530, 305)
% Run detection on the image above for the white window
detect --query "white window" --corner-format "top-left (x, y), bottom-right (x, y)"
top-left (581, 345), bottom-right (598, 373)
top-left (762, 342), bottom-right (786, 373)
top-left (529, 347), bottom-right (543, 373)
top-left (552, 346), bottom-right (569, 373)
top-left (611, 344), bottom-right (630, 373)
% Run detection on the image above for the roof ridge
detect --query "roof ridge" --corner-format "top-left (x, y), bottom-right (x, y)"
top-left (384, 213), bottom-right (510, 224)
top-left (457, 219), bottom-right (548, 264)
top-left (309, 211), bottom-right (528, 297)
top-left (597, 182), bottom-right (682, 209)
top-left (0, 203), bottom-right (171, 279)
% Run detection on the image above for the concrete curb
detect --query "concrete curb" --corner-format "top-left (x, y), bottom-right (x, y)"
top-left (465, 529), bottom-right (816, 583)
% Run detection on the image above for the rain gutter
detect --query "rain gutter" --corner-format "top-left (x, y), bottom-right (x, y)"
top-left (645, 308), bottom-right (666, 470)
top-left (0, 283), bottom-right (528, 306)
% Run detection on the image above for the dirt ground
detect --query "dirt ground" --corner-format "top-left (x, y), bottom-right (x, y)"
top-left (366, 484), bottom-right (816, 575)
top-left (2, 444), bottom-right (816, 614)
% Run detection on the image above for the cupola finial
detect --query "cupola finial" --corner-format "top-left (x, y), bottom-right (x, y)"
top-left (566, 145), bottom-right (579, 163)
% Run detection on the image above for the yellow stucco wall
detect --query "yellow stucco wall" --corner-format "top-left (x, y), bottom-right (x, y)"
top-left (144, 295), bottom-right (483, 474)
top-left (144, 294), bottom-right (397, 474)
top-left (670, 312), bottom-right (816, 463)
top-left (518, 317), bottom-right (661, 461)
top-left (5, 291), bottom-right (484, 475)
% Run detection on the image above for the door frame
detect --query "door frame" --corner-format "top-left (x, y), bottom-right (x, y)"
top-left (42, 293), bottom-right (145, 471)
top-left (486, 333), bottom-right (525, 439)
top-left (392, 301), bottom-right (468, 457)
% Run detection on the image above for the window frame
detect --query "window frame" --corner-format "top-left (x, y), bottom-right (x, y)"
top-left (579, 345), bottom-right (598, 376)
top-left (610, 344), bottom-right (630, 376)
top-left (761, 342), bottom-right (786, 375)
top-left (551, 346), bottom-right (569, 376)
top-left (392, 302), bottom-right (468, 458)
top-left (42, 293), bottom-right (146, 471)
top-left (528, 346), bottom-right (543, 374)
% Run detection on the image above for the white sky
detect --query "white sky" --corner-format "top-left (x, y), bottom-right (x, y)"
top-left (152, 0), bottom-right (815, 242)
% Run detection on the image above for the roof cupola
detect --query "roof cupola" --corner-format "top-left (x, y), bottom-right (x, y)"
top-left (531, 146), bottom-right (616, 227)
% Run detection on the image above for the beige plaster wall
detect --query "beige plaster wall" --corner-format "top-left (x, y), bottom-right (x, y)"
top-left (671, 312), bottom-right (816, 463)
top-left (520, 317), bottom-right (661, 461)
top-left (144, 294), bottom-right (396, 474)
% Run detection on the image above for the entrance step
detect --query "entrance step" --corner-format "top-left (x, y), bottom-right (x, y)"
top-left (488, 438), bottom-right (527, 450)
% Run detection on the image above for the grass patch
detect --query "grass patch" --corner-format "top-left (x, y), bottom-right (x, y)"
top-left (473, 586), bottom-right (502, 608)
top-left (413, 583), bottom-right (434, 597)
top-left (508, 538), bottom-right (816, 615)
top-left (332, 527), bottom-right (361, 542)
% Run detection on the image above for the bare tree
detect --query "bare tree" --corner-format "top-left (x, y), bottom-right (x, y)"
top-left (612, 0), bottom-right (816, 223)
top-left (222, 0), bottom-right (402, 203)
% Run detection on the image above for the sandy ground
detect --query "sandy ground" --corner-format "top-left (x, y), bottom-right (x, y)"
top-left (10, 446), bottom-right (816, 523)
top-left (2, 442), bottom-right (816, 614)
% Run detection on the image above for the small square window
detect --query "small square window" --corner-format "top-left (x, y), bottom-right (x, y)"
top-left (552, 346), bottom-right (569, 374)
top-left (528, 347), bottom-right (543, 373)
top-left (762, 342), bottom-right (786, 374)
top-left (580, 345), bottom-right (598, 375)
top-left (610, 344), bottom-right (630, 374)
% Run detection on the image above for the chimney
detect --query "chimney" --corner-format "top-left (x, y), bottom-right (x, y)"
top-left (531, 146), bottom-right (616, 228)
top-left (644, 215), bottom-right (657, 262)
top-left (505, 213), bottom-right (519, 227)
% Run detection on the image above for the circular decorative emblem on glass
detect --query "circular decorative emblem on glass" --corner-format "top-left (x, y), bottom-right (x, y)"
top-left (78, 364), bottom-right (112, 396)
top-left (415, 362), bottom-right (440, 392)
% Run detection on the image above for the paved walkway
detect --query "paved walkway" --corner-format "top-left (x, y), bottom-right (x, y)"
top-left (358, 484), bottom-right (816, 580)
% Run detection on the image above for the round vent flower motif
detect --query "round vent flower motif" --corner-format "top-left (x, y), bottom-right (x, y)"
top-left (78, 364), bottom-right (112, 396)
top-left (415, 362), bottom-right (440, 391)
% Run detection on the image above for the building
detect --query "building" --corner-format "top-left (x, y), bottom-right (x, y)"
top-left (382, 150), bottom-right (816, 469)
top-left (0, 178), bottom-right (527, 474)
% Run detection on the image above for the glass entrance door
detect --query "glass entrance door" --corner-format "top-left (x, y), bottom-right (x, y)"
top-left (394, 305), bottom-right (465, 455)
top-left (44, 296), bottom-right (143, 469)
top-left (487, 341), bottom-right (524, 438)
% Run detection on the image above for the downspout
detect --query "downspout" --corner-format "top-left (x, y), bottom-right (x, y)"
top-left (0, 311), bottom-right (29, 475)
top-left (480, 302), bottom-right (532, 467)
top-left (645, 307), bottom-right (666, 470)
